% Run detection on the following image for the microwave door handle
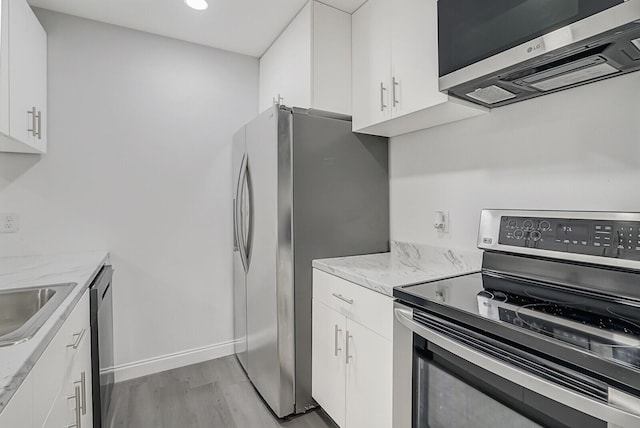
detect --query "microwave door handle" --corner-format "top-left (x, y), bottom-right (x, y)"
top-left (394, 308), bottom-right (640, 427)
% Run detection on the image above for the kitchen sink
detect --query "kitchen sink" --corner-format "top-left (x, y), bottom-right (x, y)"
top-left (0, 283), bottom-right (76, 347)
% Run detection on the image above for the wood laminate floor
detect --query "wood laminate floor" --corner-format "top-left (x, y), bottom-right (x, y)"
top-left (106, 356), bottom-right (338, 428)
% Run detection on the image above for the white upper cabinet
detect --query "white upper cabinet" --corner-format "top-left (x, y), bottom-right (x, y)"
top-left (351, 0), bottom-right (390, 129)
top-left (352, 0), bottom-right (488, 137)
top-left (0, 0), bottom-right (47, 154)
top-left (259, 1), bottom-right (351, 115)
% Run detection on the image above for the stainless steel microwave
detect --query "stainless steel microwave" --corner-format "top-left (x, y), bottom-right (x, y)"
top-left (438, 0), bottom-right (640, 107)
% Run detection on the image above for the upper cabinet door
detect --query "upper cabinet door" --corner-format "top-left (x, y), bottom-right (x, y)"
top-left (351, 0), bottom-right (487, 137)
top-left (1, 0), bottom-right (47, 154)
top-left (390, 0), bottom-right (446, 118)
top-left (259, 2), bottom-right (312, 113)
top-left (352, 0), bottom-right (391, 131)
top-left (259, 1), bottom-right (351, 115)
top-left (9, 0), bottom-right (46, 152)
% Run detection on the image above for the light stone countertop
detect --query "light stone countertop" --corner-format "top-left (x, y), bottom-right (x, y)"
top-left (0, 251), bottom-right (110, 414)
top-left (313, 241), bottom-right (482, 297)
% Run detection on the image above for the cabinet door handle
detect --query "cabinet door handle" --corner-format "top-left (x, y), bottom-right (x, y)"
top-left (345, 331), bottom-right (353, 365)
top-left (334, 324), bottom-right (342, 356)
top-left (392, 76), bottom-right (399, 107)
top-left (67, 329), bottom-right (86, 349)
top-left (36, 110), bottom-right (42, 140)
top-left (67, 384), bottom-right (82, 428)
top-left (272, 94), bottom-right (284, 105)
top-left (27, 107), bottom-right (37, 136)
top-left (380, 83), bottom-right (387, 111)
top-left (331, 293), bottom-right (353, 305)
top-left (74, 371), bottom-right (87, 415)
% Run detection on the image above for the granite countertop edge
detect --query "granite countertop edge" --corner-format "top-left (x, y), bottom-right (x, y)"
top-left (0, 251), bottom-right (110, 414)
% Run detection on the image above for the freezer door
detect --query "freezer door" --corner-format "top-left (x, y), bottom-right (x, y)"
top-left (245, 106), bottom-right (295, 418)
top-left (232, 127), bottom-right (248, 372)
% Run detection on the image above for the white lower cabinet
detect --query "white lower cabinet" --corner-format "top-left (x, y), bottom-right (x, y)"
top-left (0, 371), bottom-right (33, 427)
top-left (312, 299), bottom-right (347, 427)
top-left (345, 320), bottom-right (393, 428)
top-left (312, 269), bottom-right (393, 428)
top-left (0, 289), bottom-right (93, 427)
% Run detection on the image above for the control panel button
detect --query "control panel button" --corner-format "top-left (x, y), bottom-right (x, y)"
top-left (539, 221), bottom-right (551, 231)
top-left (514, 229), bottom-right (524, 239)
top-left (595, 225), bottom-right (602, 230)
top-left (603, 243), bottom-right (611, 247)
top-left (531, 231), bottom-right (542, 241)
top-left (594, 242), bottom-right (601, 247)
top-left (604, 225), bottom-right (612, 231)
top-left (581, 241), bottom-right (588, 246)
top-left (523, 220), bottom-right (534, 229)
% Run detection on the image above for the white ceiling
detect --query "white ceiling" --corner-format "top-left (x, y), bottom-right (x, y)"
top-left (28, 0), bottom-right (365, 58)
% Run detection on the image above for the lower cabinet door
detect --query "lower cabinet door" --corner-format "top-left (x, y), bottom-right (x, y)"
top-left (43, 381), bottom-right (75, 428)
top-left (345, 319), bottom-right (393, 428)
top-left (76, 328), bottom-right (94, 427)
top-left (0, 372), bottom-right (33, 428)
top-left (312, 299), bottom-right (347, 427)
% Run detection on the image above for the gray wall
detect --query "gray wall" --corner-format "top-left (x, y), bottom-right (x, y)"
top-left (390, 71), bottom-right (640, 250)
top-left (0, 10), bottom-right (258, 377)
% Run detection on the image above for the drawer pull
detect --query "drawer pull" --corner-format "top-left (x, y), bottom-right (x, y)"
top-left (67, 329), bottom-right (86, 349)
top-left (332, 293), bottom-right (353, 305)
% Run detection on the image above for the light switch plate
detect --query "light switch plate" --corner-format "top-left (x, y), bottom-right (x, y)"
top-left (1, 213), bottom-right (19, 233)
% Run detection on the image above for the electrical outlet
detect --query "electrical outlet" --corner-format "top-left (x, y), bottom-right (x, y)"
top-left (1, 213), bottom-right (19, 233)
top-left (434, 211), bottom-right (449, 233)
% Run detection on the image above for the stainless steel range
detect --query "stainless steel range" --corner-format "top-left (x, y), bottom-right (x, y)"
top-left (393, 210), bottom-right (640, 428)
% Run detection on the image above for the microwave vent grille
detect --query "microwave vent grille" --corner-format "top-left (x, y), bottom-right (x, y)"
top-left (528, 62), bottom-right (619, 91)
top-left (466, 85), bottom-right (516, 104)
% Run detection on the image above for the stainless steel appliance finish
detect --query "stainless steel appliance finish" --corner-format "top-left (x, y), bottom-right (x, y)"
top-left (90, 265), bottom-right (114, 428)
top-left (394, 303), bottom-right (640, 428)
top-left (0, 283), bottom-right (75, 347)
top-left (478, 209), bottom-right (640, 270)
top-left (393, 210), bottom-right (640, 428)
top-left (439, 0), bottom-right (640, 107)
top-left (232, 105), bottom-right (389, 418)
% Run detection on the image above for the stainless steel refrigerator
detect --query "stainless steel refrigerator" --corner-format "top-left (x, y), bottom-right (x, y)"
top-left (232, 105), bottom-right (389, 417)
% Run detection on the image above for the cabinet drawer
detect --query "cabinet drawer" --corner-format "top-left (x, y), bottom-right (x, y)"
top-left (313, 269), bottom-right (393, 340)
top-left (33, 289), bottom-right (90, 427)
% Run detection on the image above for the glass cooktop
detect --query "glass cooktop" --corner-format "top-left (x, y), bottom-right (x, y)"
top-left (395, 272), bottom-right (640, 371)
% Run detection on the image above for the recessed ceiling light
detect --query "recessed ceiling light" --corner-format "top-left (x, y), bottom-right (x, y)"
top-left (184, 0), bottom-right (208, 11)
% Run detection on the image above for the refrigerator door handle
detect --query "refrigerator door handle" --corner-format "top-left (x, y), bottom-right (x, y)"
top-left (244, 157), bottom-right (254, 269)
top-left (233, 198), bottom-right (239, 252)
top-left (236, 154), bottom-right (249, 272)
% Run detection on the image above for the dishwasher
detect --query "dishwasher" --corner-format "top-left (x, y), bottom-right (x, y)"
top-left (90, 265), bottom-right (114, 428)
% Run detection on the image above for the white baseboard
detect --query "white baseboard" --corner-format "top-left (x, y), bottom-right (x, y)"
top-left (111, 339), bottom-right (238, 383)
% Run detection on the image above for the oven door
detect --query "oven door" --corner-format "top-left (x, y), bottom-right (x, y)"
top-left (393, 302), bottom-right (640, 428)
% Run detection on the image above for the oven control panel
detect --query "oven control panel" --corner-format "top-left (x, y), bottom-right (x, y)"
top-left (498, 216), bottom-right (640, 260)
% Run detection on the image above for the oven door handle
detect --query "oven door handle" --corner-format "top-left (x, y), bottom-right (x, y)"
top-left (394, 307), bottom-right (640, 428)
